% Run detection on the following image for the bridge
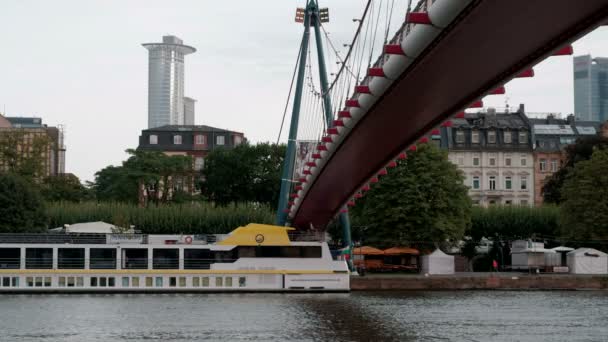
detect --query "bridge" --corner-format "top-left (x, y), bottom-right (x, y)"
top-left (276, 0), bottom-right (608, 233)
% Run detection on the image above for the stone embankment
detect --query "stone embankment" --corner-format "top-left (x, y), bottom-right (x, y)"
top-left (351, 273), bottom-right (608, 290)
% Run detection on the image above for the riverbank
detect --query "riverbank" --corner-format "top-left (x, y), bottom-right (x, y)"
top-left (351, 272), bottom-right (608, 290)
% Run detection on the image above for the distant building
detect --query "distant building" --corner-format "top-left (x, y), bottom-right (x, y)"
top-left (440, 105), bottom-right (535, 206)
top-left (573, 55), bottom-right (608, 122)
top-left (183, 97), bottom-right (196, 125)
top-left (137, 125), bottom-right (245, 195)
top-left (0, 115), bottom-right (66, 177)
top-left (529, 114), bottom-right (600, 204)
top-left (143, 35), bottom-right (196, 128)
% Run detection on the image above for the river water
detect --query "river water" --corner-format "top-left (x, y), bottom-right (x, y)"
top-left (0, 291), bottom-right (606, 341)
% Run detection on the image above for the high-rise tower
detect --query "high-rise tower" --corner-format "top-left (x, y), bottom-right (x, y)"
top-left (574, 55), bottom-right (608, 122)
top-left (143, 35), bottom-right (196, 128)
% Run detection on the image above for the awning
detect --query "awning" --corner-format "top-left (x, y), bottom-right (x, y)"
top-left (353, 246), bottom-right (384, 256)
top-left (384, 247), bottom-right (420, 256)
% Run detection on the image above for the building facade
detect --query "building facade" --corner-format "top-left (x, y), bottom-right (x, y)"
top-left (143, 36), bottom-right (196, 128)
top-left (441, 106), bottom-right (535, 206)
top-left (0, 115), bottom-right (66, 177)
top-left (183, 97), bottom-right (196, 125)
top-left (574, 55), bottom-right (608, 122)
top-left (530, 114), bottom-right (600, 204)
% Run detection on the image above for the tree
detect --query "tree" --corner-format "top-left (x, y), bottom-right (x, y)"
top-left (350, 143), bottom-right (471, 248)
top-left (0, 173), bottom-right (48, 233)
top-left (41, 174), bottom-right (90, 202)
top-left (202, 143), bottom-right (285, 208)
top-left (543, 136), bottom-right (608, 203)
top-left (559, 149), bottom-right (608, 247)
top-left (0, 130), bottom-right (52, 180)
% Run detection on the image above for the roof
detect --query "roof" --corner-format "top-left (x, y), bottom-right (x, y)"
top-left (144, 125), bottom-right (243, 135)
top-left (384, 247), bottom-right (420, 255)
top-left (512, 248), bottom-right (556, 254)
top-left (424, 249), bottom-right (454, 258)
top-left (568, 248), bottom-right (608, 257)
top-left (59, 221), bottom-right (131, 234)
top-left (551, 246), bottom-right (575, 252)
top-left (217, 223), bottom-right (294, 246)
top-left (353, 246), bottom-right (384, 255)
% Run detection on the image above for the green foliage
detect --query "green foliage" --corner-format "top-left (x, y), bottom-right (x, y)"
top-left (0, 173), bottom-right (47, 233)
top-left (46, 202), bottom-right (274, 234)
top-left (350, 143), bottom-right (471, 248)
top-left (543, 136), bottom-right (608, 203)
top-left (202, 142), bottom-right (285, 208)
top-left (559, 149), bottom-right (608, 244)
top-left (469, 205), bottom-right (559, 241)
top-left (41, 174), bottom-right (91, 202)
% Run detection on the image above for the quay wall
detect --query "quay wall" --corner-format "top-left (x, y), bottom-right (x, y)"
top-left (351, 274), bottom-right (608, 291)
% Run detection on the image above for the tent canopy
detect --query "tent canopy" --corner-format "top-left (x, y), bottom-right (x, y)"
top-left (384, 247), bottom-right (420, 256)
top-left (421, 249), bottom-right (454, 275)
top-left (567, 248), bottom-right (608, 275)
top-left (353, 246), bottom-right (384, 256)
top-left (551, 246), bottom-right (575, 252)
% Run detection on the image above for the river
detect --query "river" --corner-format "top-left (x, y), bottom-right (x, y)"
top-left (0, 291), bottom-right (606, 341)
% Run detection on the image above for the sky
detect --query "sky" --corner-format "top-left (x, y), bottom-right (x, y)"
top-left (1, 1), bottom-right (607, 182)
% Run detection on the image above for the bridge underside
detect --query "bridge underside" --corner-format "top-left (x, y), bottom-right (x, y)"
top-left (293, 0), bottom-right (608, 229)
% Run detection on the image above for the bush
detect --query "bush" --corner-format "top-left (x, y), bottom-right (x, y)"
top-left (0, 173), bottom-right (48, 233)
top-left (470, 205), bottom-right (559, 240)
top-left (46, 202), bottom-right (275, 234)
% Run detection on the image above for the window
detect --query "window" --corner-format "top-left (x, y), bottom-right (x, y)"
top-left (472, 131), bottom-right (480, 144)
top-left (169, 277), bottom-right (177, 287)
top-left (123, 249), bottom-right (148, 269)
top-left (520, 200), bottom-right (529, 205)
top-left (26, 277), bottom-right (34, 287)
top-left (122, 277), bottom-right (129, 287)
top-left (194, 157), bottom-right (204, 171)
top-left (155, 277), bottom-right (163, 287)
top-left (195, 134), bottom-right (205, 145)
top-left (44, 277), bottom-right (51, 287)
top-left (505, 157), bottom-right (511, 166)
top-left (504, 131), bottom-right (512, 144)
top-left (145, 277), bottom-right (153, 287)
top-left (215, 277), bottom-right (223, 287)
top-left (216, 135), bottom-right (225, 145)
top-left (457, 158), bottom-right (464, 166)
top-left (12, 277), bottom-right (19, 287)
top-left (551, 159), bottom-right (558, 172)
top-left (173, 135), bottom-right (182, 145)
top-left (59, 277), bottom-right (66, 287)
top-left (521, 176), bottom-right (528, 190)
top-left (489, 158), bottom-right (496, 166)
top-left (202, 277), bottom-right (210, 287)
top-left (225, 277), bottom-right (233, 287)
top-left (179, 277), bottom-right (186, 287)
top-left (149, 135), bottom-right (158, 145)
top-left (58, 248), bottom-right (85, 269)
top-left (0, 248), bottom-right (21, 269)
top-left (489, 176), bottom-right (496, 190)
top-left (153, 249), bottom-right (179, 269)
top-left (505, 200), bottom-right (512, 205)
top-left (234, 135), bottom-right (243, 146)
top-left (2, 277), bottom-right (10, 287)
top-left (90, 277), bottom-right (98, 287)
top-left (473, 157), bottom-right (480, 166)
top-left (132, 277), bottom-right (140, 287)
top-left (67, 277), bottom-right (75, 287)
top-left (505, 176), bottom-right (512, 190)
top-left (193, 277), bottom-right (200, 287)
top-left (25, 248), bottom-right (53, 269)
top-left (90, 248), bottom-right (116, 269)
top-left (456, 131), bottom-right (465, 143)
top-left (539, 159), bottom-right (547, 172)
top-left (472, 176), bottom-right (480, 189)
top-left (519, 131), bottom-right (527, 144)
top-left (521, 157), bottom-right (527, 166)
top-left (100, 277), bottom-right (107, 287)
top-left (488, 131), bottom-right (496, 144)
top-left (239, 277), bottom-right (246, 288)
top-left (76, 277), bottom-right (84, 287)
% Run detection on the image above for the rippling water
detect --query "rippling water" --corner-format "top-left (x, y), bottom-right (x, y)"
top-left (0, 291), bottom-right (607, 341)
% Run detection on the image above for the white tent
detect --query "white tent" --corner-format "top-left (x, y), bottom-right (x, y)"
top-left (567, 248), bottom-right (608, 274)
top-left (421, 249), bottom-right (454, 275)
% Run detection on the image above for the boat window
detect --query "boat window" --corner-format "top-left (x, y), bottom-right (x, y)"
top-left (26, 277), bottom-right (34, 287)
top-left (25, 248), bottom-right (53, 269)
top-left (44, 277), bottom-right (52, 287)
top-left (145, 277), bottom-right (153, 287)
top-left (100, 277), bottom-right (107, 287)
top-left (132, 277), bottom-right (140, 287)
top-left (35, 277), bottom-right (43, 287)
top-left (12, 277), bottom-right (19, 287)
top-left (179, 277), bottom-right (186, 287)
top-left (2, 277), bottom-right (10, 287)
top-left (67, 277), bottom-right (75, 287)
top-left (155, 277), bottom-right (163, 287)
top-left (108, 277), bottom-right (115, 287)
top-left (58, 248), bottom-right (85, 269)
top-left (90, 248), bottom-right (117, 269)
top-left (202, 277), bottom-right (209, 287)
top-left (239, 246), bottom-right (322, 258)
top-left (225, 277), bottom-right (232, 287)
top-left (192, 277), bottom-right (200, 287)
top-left (215, 277), bottom-right (223, 287)
top-left (76, 277), bottom-right (84, 287)
top-left (122, 277), bottom-right (129, 287)
top-left (90, 277), bottom-right (98, 287)
top-left (122, 249), bottom-right (148, 269)
top-left (0, 248), bottom-right (21, 269)
top-left (184, 249), bottom-right (212, 269)
top-left (239, 277), bottom-right (246, 287)
top-left (169, 277), bottom-right (177, 287)
top-left (153, 249), bottom-right (179, 269)
top-left (59, 277), bottom-right (66, 287)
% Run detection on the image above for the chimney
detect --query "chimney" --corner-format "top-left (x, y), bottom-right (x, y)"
top-left (566, 114), bottom-right (575, 124)
top-left (518, 103), bottom-right (525, 113)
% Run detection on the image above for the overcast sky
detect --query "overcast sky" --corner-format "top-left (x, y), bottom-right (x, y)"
top-left (1, 1), bottom-right (607, 182)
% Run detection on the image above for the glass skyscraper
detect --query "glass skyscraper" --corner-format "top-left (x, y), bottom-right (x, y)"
top-left (143, 36), bottom-right (196, 128)
top-left (573, 55), bottom-right (608, 122)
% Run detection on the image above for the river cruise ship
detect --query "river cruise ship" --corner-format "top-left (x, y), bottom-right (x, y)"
top-left (0, 224), bottom-right (350, 293)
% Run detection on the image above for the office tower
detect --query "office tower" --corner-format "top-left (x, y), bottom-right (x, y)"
top-left (183, 97), bottom-right (196, 125)
top-left (574, 55), bottom-right (608, 122)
